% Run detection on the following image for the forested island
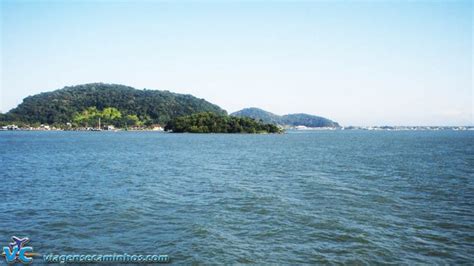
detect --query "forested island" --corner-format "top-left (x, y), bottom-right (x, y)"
top-left (0, 83), bottom-right (283, 133)
top-left (1, 83), bottom-right (225, 127)
top-left (165, 112), bottom-right (282, 133)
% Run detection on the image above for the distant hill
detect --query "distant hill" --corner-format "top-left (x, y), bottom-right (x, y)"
top-left (4, 83), bottom-right (226, 125)
top-left (231, 108), bottom-right (340, 128)
top-left (230, 108), bottom-right (281, 124)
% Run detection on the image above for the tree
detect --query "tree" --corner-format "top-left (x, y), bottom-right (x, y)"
top-left (73, 107), bottom-right (123, 127)
top-left (121, 114), bottom-right (140, 128)
top-left (101, 107), bottom-right (122, 124)
top-left (73, 107), bottom-right (101, 127)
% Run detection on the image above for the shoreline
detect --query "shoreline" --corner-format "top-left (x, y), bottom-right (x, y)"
top-left (1, 126), bottom-right (473, 132)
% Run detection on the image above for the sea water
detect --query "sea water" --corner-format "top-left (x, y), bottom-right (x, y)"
top-left (0, 130), bottom-right (473, 263)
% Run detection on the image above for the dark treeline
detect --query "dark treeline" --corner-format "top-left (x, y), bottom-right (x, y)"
top-left (164, 112), bottom-right (283, 133)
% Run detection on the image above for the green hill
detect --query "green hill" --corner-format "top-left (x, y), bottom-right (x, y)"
top-left (231, 107), bottom-right (340, 128)
top-left (3, 83), bottom-right (226, 125)
top-left (230, 108), bottom-right (281, 124)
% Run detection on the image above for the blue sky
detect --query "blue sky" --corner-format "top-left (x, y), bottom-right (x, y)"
top-left (1, 0), bottom-right (472, 126)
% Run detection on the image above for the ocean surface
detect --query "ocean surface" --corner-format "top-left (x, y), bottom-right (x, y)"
top-left (1, 130), bottom-right (473, 264)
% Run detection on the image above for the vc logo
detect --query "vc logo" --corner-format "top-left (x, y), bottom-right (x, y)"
top-left (2, 236), bottom-right (35, 264)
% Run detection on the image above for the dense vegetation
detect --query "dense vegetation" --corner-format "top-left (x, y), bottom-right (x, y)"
top-left (2, 83), bottom-right (226, 126)
top-left (164, 112), bottom-right (282, 133)
top-left (231, 107), bottom-right (340, 128)
top-left (73, 107), bottom-right (142, 127)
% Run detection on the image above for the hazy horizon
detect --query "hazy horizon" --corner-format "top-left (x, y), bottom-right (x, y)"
top-left (1, 1), bottom-right (472, 126)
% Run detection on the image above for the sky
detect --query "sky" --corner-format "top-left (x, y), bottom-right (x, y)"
top-left (0, 0), bottom-right (472, 126)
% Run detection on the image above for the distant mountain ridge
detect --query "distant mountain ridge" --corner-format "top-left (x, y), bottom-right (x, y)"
top-left (231, 108), bottom-right (340, 128)
top-left (4, 83), bottom-right (226, 125)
